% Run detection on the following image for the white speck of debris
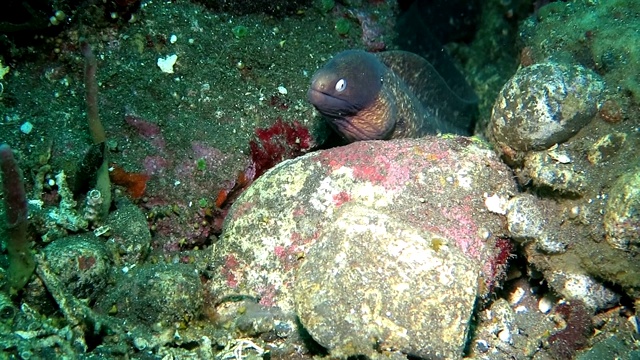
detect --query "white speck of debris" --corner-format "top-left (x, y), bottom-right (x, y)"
top-left (277, 85), bottom-right (288, 95)
top-left (174, 180), bottom-right (181, 186)
top-left (28, 199), bottom-right (44, 209)
top-left (170, 34), bottom-right (177, 44)
top-left (538, 295), bottom-right (554, 313)
top-left (484, 193), bottom-right (508, 215)
top-left (547, 144), bottom-right (571, 163)
top-left (14, 331), bottom-right (37, 340)
top-left (498, 329), bottom-right (512, 344)
top-left (93, 225), bottom-right (110, 237)
top-left (549, 151), bottom-right (571, 163)
top-left (20, 121), bottom-right (33, 134)
top-left (509, 286), bottom-right (526, 305)
top-left (514, 305), bottom-right (528, 313)
top-left (157, 54), bottom-right (178, 73)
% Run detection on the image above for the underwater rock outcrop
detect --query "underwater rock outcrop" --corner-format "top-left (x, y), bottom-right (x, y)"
top-left (208, 135), bottom-right (517, 357)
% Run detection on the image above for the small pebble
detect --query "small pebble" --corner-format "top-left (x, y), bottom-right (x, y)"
top-left (498, 329), bottom-right (512, 344)
top-left (20, 121), bottom-right (33, 134)
top-left (538, 295), bottom-right (554, 313)
top-left (475, 339), bottom-right (490, 353)
top-left (509, 286), bottom-right (526, 305)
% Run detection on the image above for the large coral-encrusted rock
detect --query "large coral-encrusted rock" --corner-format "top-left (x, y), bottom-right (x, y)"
top-left (294, 203), bottom-right (479, 359)
top-left (491, 62), bottom-right (604, 153)
top-left (207, 136), bottom-right (517, 355)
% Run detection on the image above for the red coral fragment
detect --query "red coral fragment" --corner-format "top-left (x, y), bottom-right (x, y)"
top-left (205, 119), bottom-right (312, 235)
top-left (249, 117), bottom-right (312, 178)
top-left (109, 164), bottom-right (150, 199)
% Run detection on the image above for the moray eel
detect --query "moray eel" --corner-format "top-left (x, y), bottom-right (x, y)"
top-left (307, 50), bottom-right (478, 142)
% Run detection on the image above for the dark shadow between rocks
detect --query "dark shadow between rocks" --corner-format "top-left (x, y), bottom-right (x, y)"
top-left (294, 316), bottom-right (328, 357)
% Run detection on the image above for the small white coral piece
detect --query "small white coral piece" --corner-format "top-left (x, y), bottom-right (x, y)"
top-left (157, 54), bottom-right (178, 73)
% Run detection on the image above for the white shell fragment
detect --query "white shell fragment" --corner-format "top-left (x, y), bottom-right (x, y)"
top-left (538, 295), bottom-right (554, 313)
top-left (484, 193), bottom-right (509, 215)
top-left (157, 54), bottom-right (178, 73)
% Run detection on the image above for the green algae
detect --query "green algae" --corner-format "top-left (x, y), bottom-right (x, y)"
top-left (523, 0), bottom-right (640, 102)
top-left (334, 18), bottom-right (351, 36)
top-left (232, 25), bottom-right (249, 39)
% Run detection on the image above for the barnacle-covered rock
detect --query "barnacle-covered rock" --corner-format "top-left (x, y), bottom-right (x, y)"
top-left (506, 194), bottom-right (567, 253)
top-left (491, 62), bottom-right (604, 152)
top-left (506, 194), bottom-right (545, 243)
top-left (604, 167), bottom-right (640, 253)
top-left (546, 271), bottom-right (620, 312)
top-left (104, 201), bottom-right (152, 267)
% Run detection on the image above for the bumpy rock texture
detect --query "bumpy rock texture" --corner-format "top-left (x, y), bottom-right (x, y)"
top-left (294, 203), bottom-right (478, 359)
top-left (488, 1), bottom-right (640, 307)
top-left (43, 234), bottom-right (112, 303)
top-left (491, 62), bottom-right (604, 152)
top-left (208, 136), bottom-right (517, 357)
top-left (96, 263), bottom-right (203, 327)
top-left (519, 0), bottom-right (640, 103)
top-left (604, 167), bottom-right (640, 253)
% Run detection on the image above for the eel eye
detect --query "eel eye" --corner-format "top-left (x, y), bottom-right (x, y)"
top-left (335, 78), bottom-right (347, 92)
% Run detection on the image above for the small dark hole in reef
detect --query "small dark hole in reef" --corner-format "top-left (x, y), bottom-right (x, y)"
top-left (168, 340), bottom-right (200, 351)
top-left (84, 318), bottom-right (108, 352)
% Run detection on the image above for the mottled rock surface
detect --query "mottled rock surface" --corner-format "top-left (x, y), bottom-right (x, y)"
top-left (604, 166), bottom-right (640, 253)
top-left (489, 13), bottom-right (640, 303)
top-left (43, 234), bottom-right (112, 303)
top-left (104, 201), bottom-right (152, 267)
top-left (294, 203), bottom-right (478, 359)
top-left (96, 263), bottom-right (203, 327)
top-left (207, 135), bottom-right (517, 356)
top-left (491, 62), bottom-right (604, 152)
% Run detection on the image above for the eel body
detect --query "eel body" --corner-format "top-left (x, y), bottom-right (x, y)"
top-left (307, 50), bottom-right (478, 142)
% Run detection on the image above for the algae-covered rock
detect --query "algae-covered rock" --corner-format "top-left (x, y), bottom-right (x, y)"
top-left (206, 135), bottom-right (517, 358)
top-left (520, 0), bottom-right (640, 103)
top-left (604, 167), bottom-right (640, 253)
top-left (43, 234), bottom-right (112, 303)
top-left (96, 263), bottom-right (203, 327)
top-left (104, 200), bottom-right (152, 267)
top-left (491, 62), bottom-right (604, 152)
top-left (523, 149), bottom-right (587, 196)
top-left (294, 203), bottom-right (479, 359)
